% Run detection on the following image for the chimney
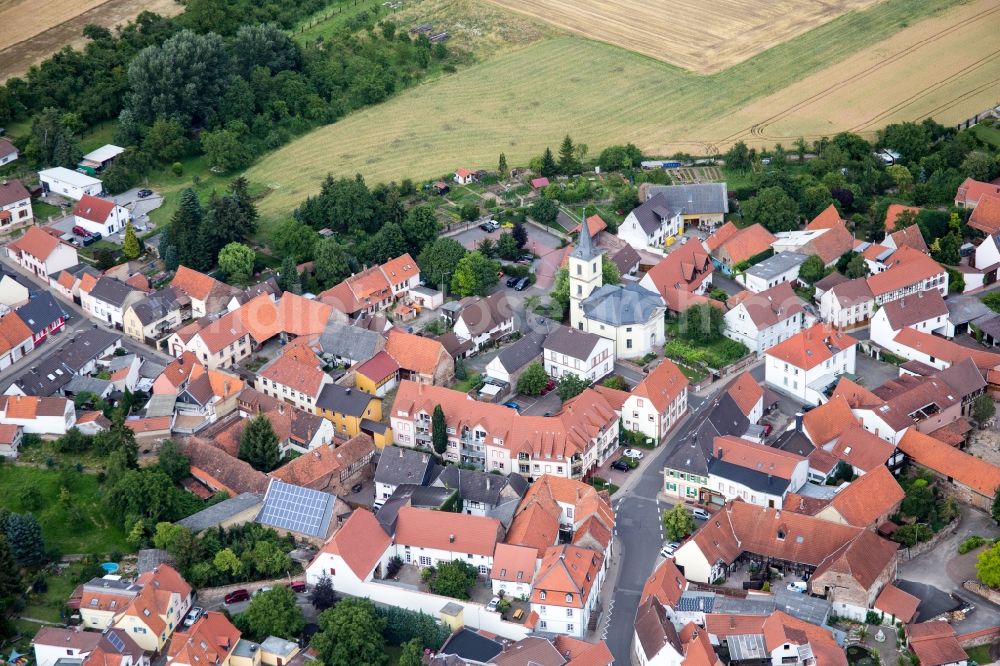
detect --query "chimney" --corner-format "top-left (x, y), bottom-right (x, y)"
top-left (449, 534), bottom-right (455, 543)
top-left (717, 447), bottom-right (723, 459)
top-left (795, 413), bottom-right (804, 431)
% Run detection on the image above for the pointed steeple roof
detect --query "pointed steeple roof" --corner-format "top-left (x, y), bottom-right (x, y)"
top-left (570, 218), bottom-right (602, 261)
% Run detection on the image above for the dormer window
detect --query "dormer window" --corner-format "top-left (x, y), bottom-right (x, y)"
top-left (777, 530), bottom-right (785, 540)
top-left (565, 593), bottom-right (573, 603)
top-left (540, 591), bottom-right (546, 600)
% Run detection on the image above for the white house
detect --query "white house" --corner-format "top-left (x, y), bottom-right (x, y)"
top-left (0, 395), bottom-right (76, 435)
top-left (622, 359), bottom-right (688, 442)
top-left (819, 278), bottom-right (874, 329)
top-left (6, 226), bottom-right (79, 280)
top-left (0, 179), bottom-right (33, 233)
top-left (705, 435), bottom-right (809, 509)
top-left (392, 506), bottom-right (499, 576)
top-left (723, 282), bottom-right (807, 355)
top-left (453, 292), bottom-right (515, 351)
top-left (38, 167), bottom-right (102, 200)
top-left (490, 544), bottom-right (537, 599)
top-left (32, 628), bottom-right (102, 666)
top-left (0, 273), bottom-right (29, 308)
top-left (530, 544), bottom-right (604, 638)
top-left (454, 168), bottom-right (475, 185)
top-left (0, 139), bottom-right (18, 166)
top-left (542, 325), bottom-right (615, 382)
top-left (73, 194), bottom-right (130, 236)
top-left (737, 252), bottom-right (808, 293)
top-left (870, 290), bottom-right (949, 350)
top-left (617, 192), bottom-right (682, 252)
top-left (305, 509), bottom-right (390, 593)
top-left (765, 324), bottom-right (857, 405)
top-left (81, 277), bottom-right (143, 328)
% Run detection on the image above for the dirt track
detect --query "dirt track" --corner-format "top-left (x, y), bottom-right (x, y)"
top-left (0, 0), bottom-right (182, 82)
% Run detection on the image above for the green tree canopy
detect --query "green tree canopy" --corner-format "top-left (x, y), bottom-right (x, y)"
top-left (724, 141), bottom-right (752, 170)
top-left (0, 536), bottom-right (23, 614)
top-left (530, 197), bottom-right (559, 226)
top-left (662, 504), bottom-right (696, 541)
top-left (845, 253), bottom-right (868, 279)
top-left (428, 560), bottom-right (478, 599)
top-left (398, 639), bottom-right (423, 666)
top-left (313, 238), bottom-right (353, 289)
top-left (978, 541), bottom-right (1000, 588)
top-left (798, 255), bottom-right (828, 284)
top-left (218, 242), bottom-right (255, 284)
top-left (4, 513), bottom-right (45, 565)
top-left (558, 134), bottom-right (580, 175)
top-left (432, 405), bottom-right (448, 455)
top-left (237, 585), bottom-right (304, 640)
top-left (312, 598), bottom-right (388, 666)
top-left (539, 147), bottom-right (557, 178)
top-left (677, 303), bottom-right (724, 344)
top-left (974, 394), bottom-right (996, 425)
top-left (556, 374), bottom-right (589, 401)
top-left (272, 219), bottom-right (320, 263)
top-left (496, 232), bottom-right (519, 261)
top-left (516, 362), bottom-right (549, 396)
top-left (451, 251), bottom-right (499, 297)
top-left (743, 186), bottom-right (800, 233)
top-left (122, 222), bottom-right (141, 260)
top-left (309, 576), bottom-right (338, 611)
top-left (418, 238), bottom-right (466, 289)
top-left (401, 206), bottom-right (440, 256)
top-left (238, 414), bottom-right (281, 472)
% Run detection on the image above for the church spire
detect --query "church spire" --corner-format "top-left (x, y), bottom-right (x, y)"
top-left (571, 217), bottom-right (599, 261)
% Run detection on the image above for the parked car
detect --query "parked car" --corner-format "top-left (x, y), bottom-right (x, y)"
top-left (182, 606), bottom-right (204, 627)
top-left (610, 459), bottom-right (631, 472)
top-left (91, 232), bottom-right (102, 240)
top-left (517, 254), bottom-right (534, 263)
top-left (541, 378), bottom-right (556, 394)
top-left (514, 276), bottom-right (530, 291)
top-left (506, 276), bottom-right (519, 287)
top-left (787, 581), bottom-right (807, 594)
top-left (287, 581), bottom-right (307, 593)
top-left (623, 448), bottom-right (644, 459)
top-left (762, 423), bottom-right (773, 436)
top-left (486, 596), bottom-right (500, 612)
top-left (350, 482), bottom-right (363, 493)
top-left (224, 589), bottom-right (250, 604)
top-left (81, 235), bottom-right (99, 247)
top-left (502, 401), bottom-right (521, 412)
top-left (137, 189), bottom-right (153, 198)
top-left (72, 226), bottom-right (91, 237)
top-left (659, 542), bottom-right (680, 558)
top-left (252, 586), bottom-right (273, 597)
top-left (691, 507), bottom-right (711, 521)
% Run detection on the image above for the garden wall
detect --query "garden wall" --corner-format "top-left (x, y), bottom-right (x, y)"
top-left (957, 624), bottom-right (1000, 647)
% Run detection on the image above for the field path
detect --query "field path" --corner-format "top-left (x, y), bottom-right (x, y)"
top-left (0, 0), bottom-right (182, 81)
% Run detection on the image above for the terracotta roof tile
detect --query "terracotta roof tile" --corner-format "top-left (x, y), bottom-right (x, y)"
top-left (642, 242), bottom-right (713, 303)
top-left (258, 348), bottom-right (327, 397)
top-left (395, 505), bottom-right (501, 555)
top-left (898, 429), bottom-right (1000, 497)
top-left (806, 205), bottom-right (842, 230)
top-left (705, 222), bottom-right (739, 252)
top-left (874, 583), bottom-right (919, 623)
top-left (892, 327), bottom-right (1000, 370)
top-left (713, 224), bottom-right (776, 265)
top-left (884, 204), bottom-right (922, 232)
top-left (632, 359), bottom-right (688, 413)
top-left (825, 465), bottom-right (904, 527)
top-left (828, 424), bottom-right (895, 472)
top-left (766, 324), bottom-right (856, 371)
top-left (530, 544), bottom-right (603, 608)
top-left (888, 225), bottom-right (928, 253)
top-left (956, 177), bottom-right (1000, 207)
top-left (830, 377), bottom-right (881, 408)
top-left (168, 611), bottom-right (239, 666)
top-left (0, 310), bottom-right (33, 354)
top-left (0, 395), bottom-right (69, 419)
top-left (73, 195), bottom-right (117, 224)
top-left (273, 434), bottom-right (374, 489)
top-left (385, 329), bottom-right (448, 375)
top-left (866, 247), bottom-right (945, 297)
top-left (7, 226), bottom-right (65, 261)
top-left (802, 396), bottom-right (858, 446)
top-left (354, 350), bottom-right (399, 383)
top-left (970, 193), bottom-right (1000, 235)
top-left (907, 621), bottom-right (967, 666)
top-left (807, 222), bottom-right (854, 264)
top-left (491, 543), bottom-right (538, 584)
top-left (315, 509), bottom-right (389, 578)
top-left (712, 435), bottom-right (805, 479)
top-left (640, 557), bottom-right (686, 608)
top-left (170, 266), bottom-right (221, 302)
top-left (735, 281), bottom-right (805, 329)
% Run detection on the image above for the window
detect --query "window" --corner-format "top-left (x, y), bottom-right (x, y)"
top-left (565, 593), bottom-right (573, 603)
top-left (566, 624), bottom-right (574, 633)
top-left (419, 556), bottom-right (432, 566)
top-left (566, 607), bottom-right (573, 616)
top-left (540, 591), bottom-right (546, 600)
top-left (626, 339), bottom-right (633, 349)
top-left (539, 620), bottom-right (547, 629)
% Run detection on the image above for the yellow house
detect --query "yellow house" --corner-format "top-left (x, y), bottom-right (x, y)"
top-left (112, 564), bottom-right (192, 652)
top-left (260, 636), bottom-right (300, 666)
top-left (78, 577), bottom-right (142, 630)
top-left (353, 351), bottom-right (400, 398)
top-left (315, 384), bottom-right (382, 439)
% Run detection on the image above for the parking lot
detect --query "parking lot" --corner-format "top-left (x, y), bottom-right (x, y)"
top-left (516, 389), bottom-right (563, 416)
top-left (450, 223), bottom-right (565, 289)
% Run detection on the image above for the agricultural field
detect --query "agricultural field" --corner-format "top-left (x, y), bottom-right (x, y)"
top-left (0, 0), bottom-right (183, 81)
top-left (246, 0), bottom-right (996, 218)
top-left (480, 0), bottom-right (881, 74)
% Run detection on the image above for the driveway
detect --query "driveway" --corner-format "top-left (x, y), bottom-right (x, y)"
top-left (854, 353), bottom-right (899, 389)
top-left (450, 225), bottom-right (564, 290)
top-left (897, 504), bottom-right (1000, 632)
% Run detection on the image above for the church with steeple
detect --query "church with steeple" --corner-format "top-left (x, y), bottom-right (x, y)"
top-left (568, 224), bottom-right (666, 359)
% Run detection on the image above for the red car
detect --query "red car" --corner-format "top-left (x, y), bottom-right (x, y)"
top-left (762, 423), bottom-right (773, 436)
top-left (287, 581), bottom-right (306, 593)
top-left (541, 379), bottom-right (556, 394)
top-left (224, 589), bottom-right (250, 604)
top-left (72, 226), bottom-right (91, 237)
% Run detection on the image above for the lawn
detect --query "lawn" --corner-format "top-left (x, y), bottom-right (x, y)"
top-left (31, 200), bottom-right (66, 222)
top-left (965, 645), bottom-right (991, 665)
top-left (244, 0), bottom-right (976, 219)
top-left (22, 560), bottom-right (95, 624)
top-left (665, 337), bottom-right (749, 371)
top-left (971, 122), bottom-right (1000, 149)
top-left (0, 465), bottom-right (128, 555)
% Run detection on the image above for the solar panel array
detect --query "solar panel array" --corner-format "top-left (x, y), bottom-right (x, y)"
top-left (106, 631), bottom-right (125, 653)
top-left (257, 480), bottom-right (334, 538)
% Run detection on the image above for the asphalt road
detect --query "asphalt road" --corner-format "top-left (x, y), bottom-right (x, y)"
top-left (603, 392), bottom-right (709, 662)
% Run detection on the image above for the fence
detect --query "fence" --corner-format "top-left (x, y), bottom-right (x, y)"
top-left (954, 105), bottom-right (1000, 131)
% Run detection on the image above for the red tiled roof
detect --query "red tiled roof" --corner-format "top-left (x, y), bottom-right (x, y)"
top-left (491, 543), bottom-right (538, 584)
top-left (394, 505), bottom-right (501, 556)
top-left (631, 359), bottom-right (688, 413)
top-left (970, 193), bottom-right (1000, 236)
top-left (907, 622), bottom-right (967, 666)
top-left (734, 281), bottom-right (805, 329)
top-left (642, 242), bottom-right (713, 303)
top-left (828, 424), bottom-right (895, 473)
top-left (898, 429), bottom-right (1000, 497)
top-left (315, 509), bottom-right (389, 578)
top-left (73, 194), bottom-right (117, 224)
top-left (704, 222), bottom-right (739, 252)
top-left (385, 329), bottom-right (448, 376)
top-left (866, 247), bottom-right (944, 297)
top-left (572, 215), bottom-right (607, 237)
top-left (767, 324), bottom-right (856, 371)
top-left (168, 612), bottom-right (239, 666)
top-left (892, 327), bottom-right (1000, 371)
top-left (956, 177), bottom-right (1000, 207)
top-left (713, 224), bottom-right (776, 265)
top-left (802, 396), bottom-right (858, 446)
top-left (640, 557), bottom-right (686, 608)
top-left (824, 465), bottom-right (904, 527)
top-left (806, 204), bottom-right (842, 230)
top-left (530, 544), bottom-right (603, 608)
top-left (874, 583), bottom-right (919, 623)
top-left (171, 266), bottom-right (221, 301)
top-left (888, 225), bottom-right (928, 253)
top-left (7, 226), bottom-right (65, 261)
top-left (884, 204), bottom-right (921, 232)
top-left (712, 435), bottom-right (805, 479)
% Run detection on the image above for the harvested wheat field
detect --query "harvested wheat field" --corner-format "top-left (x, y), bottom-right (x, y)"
top-left (0, 0), bottom-right (182, 81)
top-left (247, 0), bottom-right (996, 217)
top-left (481, 0), bottom-right (882, 74)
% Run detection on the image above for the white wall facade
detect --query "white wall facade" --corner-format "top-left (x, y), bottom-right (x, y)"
top-left (583, 311), bottom-right (665, 360)
top-left (543, 337), bottom-right (615, 383)
top-left (724, 306), bottom-right (804, 355)
top-left (622, 389), bottom-right (688, 442)
top-left (820, 290), bottom-right (873, 328)
top-left (708, 458), bottom-right (808, 509)
top-left (39, 169), bottom-right (102, 200)
top-left (765, 344), bottom-right (856, 405)
top-left (76, 203), bottom-right (129, 236)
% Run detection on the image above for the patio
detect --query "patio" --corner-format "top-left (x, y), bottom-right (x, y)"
top-left (380, 564), bottom-right (530, 623)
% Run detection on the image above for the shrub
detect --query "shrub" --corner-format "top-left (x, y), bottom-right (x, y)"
top-left (960, 536), bottom-right (988, 554)
top-left (171, 162), bottom-right (183, 176)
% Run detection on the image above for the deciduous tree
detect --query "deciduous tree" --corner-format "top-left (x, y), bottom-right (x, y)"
top-left (218, 242), bottom-right (255, 284)
top-left (662, 504), bottom-right (696, 541)
top-left (238, 585), bottom-right (304, 640)
top-left (845, 253), bottom-right (868, 279)
top-left (978, 541), bottom-right (1000, 588)
top-left (677, 303), bottom-right (724, 344)
top-left (974, 394), bottom-right (996, 426)
top-left (450, 251), bottom-right (499, 297)
top-left (556, 374), bottom-right (589, 401)
top-left (530, 197), bottom-right (558, 226)
top-left (743, 186), bottom-right (799, 233)
top-left (428, 560), bottom-right (478, 599)
top-left (516, 362), bottom-right (548, 396)
top-left (312, 598), bottom-right (388, 666)
top-left (418, 238), bottom-right (466, 289)
top-left (157, 440), bottom-right (189, 483)
top-left (798, 255), bottom-right (827, 284)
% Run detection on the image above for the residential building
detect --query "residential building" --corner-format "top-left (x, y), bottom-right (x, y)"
top-left (707, 223), bottom-right (776, 275)
top-left (813, 466), bottom-right (905, 529)
top-left (272, 433), bottom-right (375, 493)
top-left (167, 309), bottom-right (253, 370)
top-left (897, 429), bottom-right (1000, 511)
top-left (4, 328), bottom-right (121, 397)
top-left (353, 350), bottom-right (400, 397)
top-left (305, 509), bottom-right (391, 590)
top-left (256, 344), bottom-right (332, 412)
top-left (374, 446), bottom-right (439, 504)
top-left (705, 435), bottom-right (809, 509)
top-left (236, 292), bottom-right (332, 348)
top-left (314, 319), bottom-right (385, 366)
top-left (865, 246), bottom-right (948, 306)
top-left (6, 226), bottom-right (78, 280)
top-left (490, 543), bottom-right (537, 599)
top-left (393, 505), bottom-right (501, 575)
top-left (219, 390), bottom-right (335, 455)
top-left (723, 282), bottom-right (807, 355)
top-left (315, 384), bottom-right (381, 439)
top-left (0, 395), bottom-right (75, 434)
top-left (884, 225), bottom-right (928, 253)
top-left (617, 191), bottom-right (684, 251)
top-left (0, 179), bottom-right (33, 233)
top-left (485, 329), bottom-right (548, 387)
top-left (385, 328), bottom-right (454, 385)
top-left (32, 628), bottom-right (103, 666)
top-left (673, 501), bottom-right (898, 620)
top-left (179, 438), bottom-right (269, 496)
top-left (0, 423), bottom-right (22, 458)
top-left (634, 601), bottom-right (722, 666)
top-left (0, 139), bottom-right (18, 166)
top-left (173, 365), bottom-right (244, 429)
top-left (122, 287), bottom-right (189, 345)
top-left (955, 177), bottom-right (1000, 208)
top-left (725, 371), bottom-right (764, 424)
top-left (81, 277), bottom-right (143, 328)
top-left (870, 290), bottom-right (949, 351)
top-left (819, 278), bottom-right (874, 328)
top-left (112, 564), bottom-right (192, 652)
top-left (969, 194), bottom-right (1000, 236)
top-left (38, 167), bottom-right (102, 200)
top-left (73, 195), bottom-right (129, 237)
top-left (906, 621), bottom-right (969, 666)
top-left (433, 466), bottom-right (527, 516)
top-left (528, 545), bottom-right (604, 638)
top-left (319, 253), bottom-right (420, 317)
top-left (390, 380), bottom-right (620, 478)
top-left (453, 292), bottom-right (515, 351)
top-left (622, 359), bottom-right (688, 442)
top-left (255, 478), bottom-right (340, 543)
top-left (170, 266), bottom-right (234, 318)
top-left (78, 576), bottom-right (142, 629)
top-left (704, 612), bottom-right (847, 666)
top-left (640, 242), bottom-right (715, 314)
top-left (0, 309), bottom-right (34, 369)
top-left (542, 326), bottom-right (614, 383)
top-left (737, 252), bottom-right (808, 293)
top-left (167, 612), bottom-right (240, 666)
top-left (765, 324), bottom-right (857, 404)
top-left (644, 182), bottom-right (729, 229)
top-left (16, 292), bottom-right (67, 346)
top-left (882, 326), bottom-right (1000, 373)
top-left (0, 269), bottom-right (29, 308)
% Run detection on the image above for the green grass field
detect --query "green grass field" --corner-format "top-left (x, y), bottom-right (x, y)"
top-left (0, 465), bottom-right (128, 555)
top-left (971, 123), bottom-right (1000, 149)
top-left (245, 0), bottom-right (962, 219)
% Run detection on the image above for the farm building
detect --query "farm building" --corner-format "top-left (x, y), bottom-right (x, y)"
top-left (645, 182), bottom-right (729, 230)
top-left (38, 167), bottom-right (102, 201)
top-left (78, 144), bottom-right (124, 174)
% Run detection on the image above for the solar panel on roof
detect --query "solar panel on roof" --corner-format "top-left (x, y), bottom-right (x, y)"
top-left (876, 248), bottom-right (895, 262)
top-left (855, 242), bottom-right (871, 252)
top-left (257, 480), bottom-right (335, 538)
top-left (106, 631), bottom-right (125, 652)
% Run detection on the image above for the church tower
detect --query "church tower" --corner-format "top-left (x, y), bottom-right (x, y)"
top-left (568, 221), bottom-right (605, 330)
